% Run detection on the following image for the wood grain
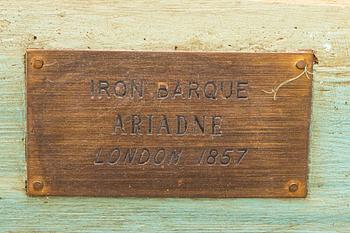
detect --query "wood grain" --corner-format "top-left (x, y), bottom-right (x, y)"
top-left (0, 0), bottom-right (350, 231)
top-left (26, 50), bottom-right (314, 197)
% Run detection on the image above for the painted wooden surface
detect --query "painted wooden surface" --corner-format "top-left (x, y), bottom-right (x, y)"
top-left (0, 0), bottom-right (349, 232)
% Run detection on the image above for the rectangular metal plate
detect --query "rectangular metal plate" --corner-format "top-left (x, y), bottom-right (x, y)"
top-left (26, 50), bottom-right (315, 197)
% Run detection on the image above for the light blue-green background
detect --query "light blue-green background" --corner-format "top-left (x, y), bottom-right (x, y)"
top-left (0, 0), bottom-right (349, 232)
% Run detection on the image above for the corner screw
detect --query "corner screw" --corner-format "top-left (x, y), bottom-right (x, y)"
top-left (289, 183), bottom-right (298, 193)
top-left (33, 181), bottom-right (44, 191)
top-left (33, 59), bottom-right (44, 69)
top-left (296, 60), bottom-right (306, 69)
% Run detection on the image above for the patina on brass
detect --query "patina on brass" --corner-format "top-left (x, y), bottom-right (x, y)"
top-left (26, 50), bottom-right (316, 197)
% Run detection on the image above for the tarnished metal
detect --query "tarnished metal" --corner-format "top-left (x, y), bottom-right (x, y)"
top-left (26, 50), bottom-right (315, 197)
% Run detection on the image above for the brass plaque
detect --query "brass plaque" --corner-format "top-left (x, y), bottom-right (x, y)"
top-left (26, 50), bottom-right (315, 197)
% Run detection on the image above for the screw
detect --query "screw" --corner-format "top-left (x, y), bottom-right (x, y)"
top-left (296, 60), bottom-right (306, 69)
top-left (33, 181), bottom-right (44, 191)
top-left (289, 183), bottom-right (298, 193)
top-left (33, 59), bottom-right (44, 69)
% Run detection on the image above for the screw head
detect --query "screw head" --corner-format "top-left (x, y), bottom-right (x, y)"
top-left (33, 181), bottom-right (44, 191)
top-left (33, 59), bottom-right (44, 69)
top-left (296, 60), bottom-right (306, 69)
top-left (289, 183), bottom-right (299, 193)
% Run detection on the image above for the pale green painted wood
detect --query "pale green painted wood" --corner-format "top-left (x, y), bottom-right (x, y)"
top-left (0, 0), bottom-right (350, 232)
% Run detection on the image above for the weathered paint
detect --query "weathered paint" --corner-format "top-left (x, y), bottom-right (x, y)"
top-left (0, 0), bottom-right (349, 232)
